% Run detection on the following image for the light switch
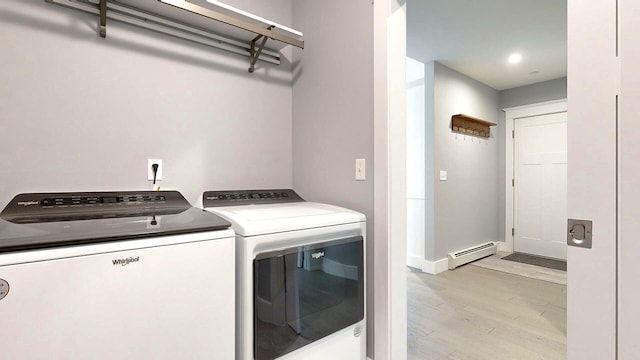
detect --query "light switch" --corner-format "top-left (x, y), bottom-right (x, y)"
top-left (355, 159), bottom-right (366, 181)
top-left (439, 170), bottom-right (447, 181)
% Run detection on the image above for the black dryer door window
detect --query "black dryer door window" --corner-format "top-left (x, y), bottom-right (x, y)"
top-left (253, 237), bottom-right (364, 360)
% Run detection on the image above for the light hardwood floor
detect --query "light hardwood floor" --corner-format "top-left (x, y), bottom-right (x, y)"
top-left (471, 254), bottom-right (567, 285)
top-left (408, 265), bottom-right (567, 360)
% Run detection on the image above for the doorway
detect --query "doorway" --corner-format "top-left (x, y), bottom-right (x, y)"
top-left (404, 0), bottom-right (568, 358)
top-left (392, 0), bottom-right (620, 359)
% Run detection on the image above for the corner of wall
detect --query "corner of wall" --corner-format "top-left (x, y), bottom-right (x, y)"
top-left (407, 256), bottom-right (448, 275)
top-left (431, 64), bottom-right (500, 261)
top-left (424, 60), bottom-right (436, 262)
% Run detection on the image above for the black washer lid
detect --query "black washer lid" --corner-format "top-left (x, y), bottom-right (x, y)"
top-left (0, 191), bottom-right (231, 253)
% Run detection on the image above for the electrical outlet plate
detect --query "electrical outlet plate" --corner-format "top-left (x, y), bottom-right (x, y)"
top-left (148, 159), bottom-right (163, 181)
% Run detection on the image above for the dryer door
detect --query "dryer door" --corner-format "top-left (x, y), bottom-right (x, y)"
top-left (253, 236), bottom-right (364, 360)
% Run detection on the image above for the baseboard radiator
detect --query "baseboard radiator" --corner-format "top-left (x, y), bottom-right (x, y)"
top-left (448, 242), bottom-right (497, 270)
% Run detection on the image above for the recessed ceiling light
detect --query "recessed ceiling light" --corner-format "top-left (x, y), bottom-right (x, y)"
top-left (508, 53), bottom-right (522, 64)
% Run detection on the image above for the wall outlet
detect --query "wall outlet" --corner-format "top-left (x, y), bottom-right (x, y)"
top-left (355, 158), bottom-right (366, 181)
top-left (148, 159), bottom-right (163, 181)
top-left (439, 170), bottom-right (447, 181)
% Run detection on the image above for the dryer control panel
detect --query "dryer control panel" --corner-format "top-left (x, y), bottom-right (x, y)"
top-left (203, 189), bottom-right (304, 207)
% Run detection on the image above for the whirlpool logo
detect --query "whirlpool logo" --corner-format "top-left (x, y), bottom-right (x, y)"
top-left (17, 201), bottom-right (39, 206)
top-left (112, 256), bottom-right (140, 266)
top-left (311, 251), bottom-right (325, 259)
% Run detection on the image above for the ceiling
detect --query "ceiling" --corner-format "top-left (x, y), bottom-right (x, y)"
top-left (407, 0), bottom-right (567, 91)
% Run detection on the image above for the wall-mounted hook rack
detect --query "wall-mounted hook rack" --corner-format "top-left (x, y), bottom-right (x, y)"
top-left (451, 114), bottom-right (496, 138)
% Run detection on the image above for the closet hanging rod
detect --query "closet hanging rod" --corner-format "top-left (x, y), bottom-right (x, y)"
top-left (159, 0), bottom-right (304, 49)
top-left (46, 0), bottom-right (282, 66)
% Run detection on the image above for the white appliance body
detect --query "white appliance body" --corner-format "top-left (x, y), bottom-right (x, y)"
top-left (204, 200), bottom-right (366, 360)
top-left (0, 229), bottom-right (235, 359)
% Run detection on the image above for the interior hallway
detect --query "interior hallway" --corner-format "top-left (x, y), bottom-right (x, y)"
top-left (407, 264), bottom-right (566, 360)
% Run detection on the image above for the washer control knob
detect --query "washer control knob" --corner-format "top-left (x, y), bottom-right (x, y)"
top-left (0, 279), bottom-right (9, 301)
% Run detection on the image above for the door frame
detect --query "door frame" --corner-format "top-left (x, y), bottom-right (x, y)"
top-left (501, 99), bottom-right (568, 254)
top-left (373, 0), bottom-right (407, 359)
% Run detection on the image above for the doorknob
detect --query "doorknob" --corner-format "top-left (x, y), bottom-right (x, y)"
top-left (569, 224), bottom-right (586, 240)
top-left (567, 219), bottom-right (592, 248)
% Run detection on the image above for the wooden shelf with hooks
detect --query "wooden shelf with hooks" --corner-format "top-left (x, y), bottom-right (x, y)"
top-left (451, 114), bottom-right (496, 138)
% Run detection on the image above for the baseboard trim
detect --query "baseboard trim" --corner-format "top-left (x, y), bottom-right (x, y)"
top-left (407, 255), bottom-right (448, 275)
top-left (497, 241), bottom-right (512, 253)
top-left (424, 258), bottom-right (448, 274)
top-left (407, 254), bottom-right (424, 270)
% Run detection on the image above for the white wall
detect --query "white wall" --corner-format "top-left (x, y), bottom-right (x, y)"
top-left (0, 0), bottom-right (294, 208)
top-left (406, 57), bottom-right (426, 267)
top-left (291, 0), bottom-right (375, 356)
top-left (424, 62), bottom-right (436, 264)
top-left (406, 59), bottom-right (436, 269)
top-left (431, 62), bottom-right (500, 260)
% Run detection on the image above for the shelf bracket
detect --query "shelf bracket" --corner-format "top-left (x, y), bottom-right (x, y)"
top-left (98, 0), bottom-right (107, 38)
top-left (249, 26), bottom-right (273, 73)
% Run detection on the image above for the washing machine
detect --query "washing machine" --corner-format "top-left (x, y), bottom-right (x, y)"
top-left (0, 191), bottom-right (235, 359)
top-left (202, 189), bottom-right (366, 360)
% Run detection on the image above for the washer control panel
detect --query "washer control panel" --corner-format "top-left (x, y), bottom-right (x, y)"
top-left (38, 194), bottom-right (166, 207)
top-left (0, 191), bottom-right (189, 224)
top-left (203, 189), bottom-right (304, 207)
top-left (0, 279), bottom-right (9, 301)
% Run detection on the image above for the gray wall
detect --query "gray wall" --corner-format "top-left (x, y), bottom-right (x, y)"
top-left (291, 0), bottom-right (374, 356)
top-left (2, 0), bottom-right (380, 355)
top-left (0, 0), bottom-right (294, 208)
top-left (497, 77), bottom-right (567, 243)
top-left (499, 77), bottom-right (567, 108)
top-left (431, 62), bottom-right (500, 261)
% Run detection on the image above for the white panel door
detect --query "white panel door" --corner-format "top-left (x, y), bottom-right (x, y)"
top-left (514, 112), bottom-right (567, 260)
top-left (619, 0), bottom-right (640, 357)
top-left (567, 0), bottom-right (618, 358)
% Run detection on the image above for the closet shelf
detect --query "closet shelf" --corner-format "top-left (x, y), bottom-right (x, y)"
top-left (451, 114), bottom-right (496, 138)
top-left (46, 0), bottom-right (304, 73)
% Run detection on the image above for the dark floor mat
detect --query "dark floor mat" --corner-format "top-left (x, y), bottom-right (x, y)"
top-left (501, 252), bottom-right (567, 271)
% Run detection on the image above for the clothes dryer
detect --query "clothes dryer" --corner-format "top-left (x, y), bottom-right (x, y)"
top-left (203, 189), bottom-right (366, 360)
